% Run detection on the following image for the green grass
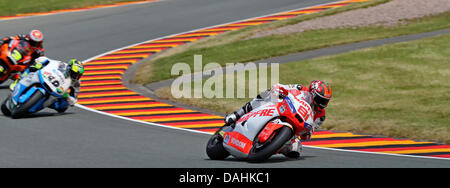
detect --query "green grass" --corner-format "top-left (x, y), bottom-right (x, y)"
top-left (156, 34), bottom-right (450, 144)
top-left (139, 0), bottom-right (391, 62)
top-left (133, 11), bottom-right (450, 84)
top-left (0, 0), bottom-right (147, 17)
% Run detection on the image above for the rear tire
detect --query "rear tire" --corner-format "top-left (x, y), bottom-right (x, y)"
top-left (248, 126), bottom-right (293, 163)
top-left (206, 126), bottom-right (230, 160)
top-left (11, 91), bottom-right (44, 119)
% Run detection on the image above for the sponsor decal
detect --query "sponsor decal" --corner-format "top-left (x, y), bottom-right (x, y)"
top-left (295, 98), bottom-right (312, 122)
top-left (223, 134), bottom-right (230, 144)
top-left (231, 137), bottom-right (247, 150)
top-left (304, 122), bottom-right (312, 132)
top-left (284, 97), bottom-right (296, 113)
top-left (56, 87), bottom-right (64, 94)
top-left (279, 105), bottom-right (285, 114)
top-left (42, 71), bottom-right (51, 78)
top-left (224, 132), bottom-right (253, 154)
top-left (238, 108), bottom-right (276, 122)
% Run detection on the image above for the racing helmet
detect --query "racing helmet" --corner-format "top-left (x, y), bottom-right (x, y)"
top-left (309, 80), bottom-right (332, 109)
top-left (67, 59), bottom-right (84, 81)
top-left (27, 30), bottom-right (44, 48)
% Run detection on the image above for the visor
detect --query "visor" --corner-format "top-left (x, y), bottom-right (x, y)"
top-left (314, 94), bottom-right (330, 108)
top-left (29, 40), bottom-right (43, 48)
top-left (69, 64), bottom-right (84, 81)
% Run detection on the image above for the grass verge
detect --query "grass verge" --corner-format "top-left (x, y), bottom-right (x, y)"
top-left (0, 0), bottom-right (149, 17)
top-left (156, 34), bottom-right (450, 144)
top-left (144, 0), bottom-right (391, 61)
top-left (133, 11), bottom-right (450, 84)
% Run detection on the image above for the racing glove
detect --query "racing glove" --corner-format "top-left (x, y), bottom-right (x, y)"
top-left (313, 117), bottom-right (325, 129)
top-left (62, 92), bottom-right (77, 106)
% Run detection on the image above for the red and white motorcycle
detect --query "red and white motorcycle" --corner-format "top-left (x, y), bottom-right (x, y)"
top-left (206, 88), bottom-right (314, 162)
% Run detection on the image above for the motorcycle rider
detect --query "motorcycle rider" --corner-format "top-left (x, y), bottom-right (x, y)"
top-left (0, 30), bottom-right (45, 78)
top-left (10, 56), bottom-right (84, 113)
top-left (224, 80), bottom-right (332, 158)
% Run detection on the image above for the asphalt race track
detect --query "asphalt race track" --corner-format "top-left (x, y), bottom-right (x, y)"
top-left (0, 0), bottom-right (449, 167)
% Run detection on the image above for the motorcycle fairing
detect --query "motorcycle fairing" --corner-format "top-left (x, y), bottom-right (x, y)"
top-left (0, 43), bottom-right (27, 82)
top-left (8, 60), bottom-right (72, 116)
top-left (38, 62), bottom-right (71, 98)
top-left (10, 72), bottom-right (47, 113)
top-left (223, 131), bottom-right (253, 157)
top-left (277, 94), bottom-right (314, 135)
top-left (223, 103), bottom-right (280, 158)
top-left (235, 104), bottom-right (280, 142)
top-left (257, 121), bottom-right (285, 143)
top-left (12, 72), bottom-right (41, 104)
top-left (8, 39), bottom-right (33, 65)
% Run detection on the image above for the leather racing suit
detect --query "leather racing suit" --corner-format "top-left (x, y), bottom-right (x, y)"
top-left (225, 83), bottom-right (327, 158)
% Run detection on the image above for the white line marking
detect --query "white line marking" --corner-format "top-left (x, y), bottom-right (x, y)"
top-left (75, 104), bottom-right (211, 135)
top-left (76, 0), bottom-right (450, 161)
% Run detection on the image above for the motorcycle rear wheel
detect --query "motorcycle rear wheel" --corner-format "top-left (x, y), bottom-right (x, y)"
top-left (248, 126), bottom-right (293, 163)
top-left (11, 90), bottom-right (44, 119)
top-left (206, 125), bottom-right (230, 160)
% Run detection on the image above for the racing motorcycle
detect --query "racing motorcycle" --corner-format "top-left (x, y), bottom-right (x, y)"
top-left (1, 60), bottom-right (72, 119)
top-left (206, 89), bottom-right (314, 162)
top-left (0, 40), bottom-right (33, 84)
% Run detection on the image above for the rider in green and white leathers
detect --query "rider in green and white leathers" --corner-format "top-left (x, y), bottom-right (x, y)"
top-left (10, 56), bottom-right (84, 113)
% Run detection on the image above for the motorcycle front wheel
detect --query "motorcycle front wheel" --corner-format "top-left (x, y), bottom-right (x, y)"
top-left (0, 60), bottom-right (9, 83)
top-left (206, 125), bottom-right (230, 160)
top-left (1, 97), bottom-right (11, 116)
top-left (248, 126), bottom-right (293, 163)
top-left (11, 90), bottom-right (44, 119)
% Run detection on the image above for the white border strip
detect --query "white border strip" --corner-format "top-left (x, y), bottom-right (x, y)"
top-left (75, 104), bottom-right (210, 135)
top-left (76, 0), bottom-right (450, 161)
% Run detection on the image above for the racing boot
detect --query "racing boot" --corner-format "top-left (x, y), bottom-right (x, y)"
top-left (50, 98), bottom-right (69, 113)
top-left (279, 137), bottom-right (303, 158)
top-left (224, 102), bottom-right (253, 126)
top-left (224, 112), bottom-right (239, 126)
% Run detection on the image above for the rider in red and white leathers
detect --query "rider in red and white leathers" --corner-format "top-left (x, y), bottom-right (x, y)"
top-left (224, 80), bottom-right (332, 158)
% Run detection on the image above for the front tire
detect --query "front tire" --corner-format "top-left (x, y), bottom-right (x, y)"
top-left (11, 91), bottom-right (44, 119)
top-left (206, 126), bottom-right (230, 160)
top-left (56, 106), bottom-right (68, 114)
top-left (248, 126), bottom-right (293, 163)
top-left (1, 97), bottom-right (11, 116)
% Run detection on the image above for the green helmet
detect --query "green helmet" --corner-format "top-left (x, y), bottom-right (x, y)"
top-left (67, 59), bottom-right (84, 81)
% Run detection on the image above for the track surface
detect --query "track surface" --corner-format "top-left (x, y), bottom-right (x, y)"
top-left (0, 0), bottom-right (449, 167)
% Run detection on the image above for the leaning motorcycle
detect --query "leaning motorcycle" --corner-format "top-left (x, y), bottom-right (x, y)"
top-left (1, 60), bottom-right (72, 119)
top-left (0, 41), bottom-right (31, 84)
top-left (206, 90), bottom-right (314, 163)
